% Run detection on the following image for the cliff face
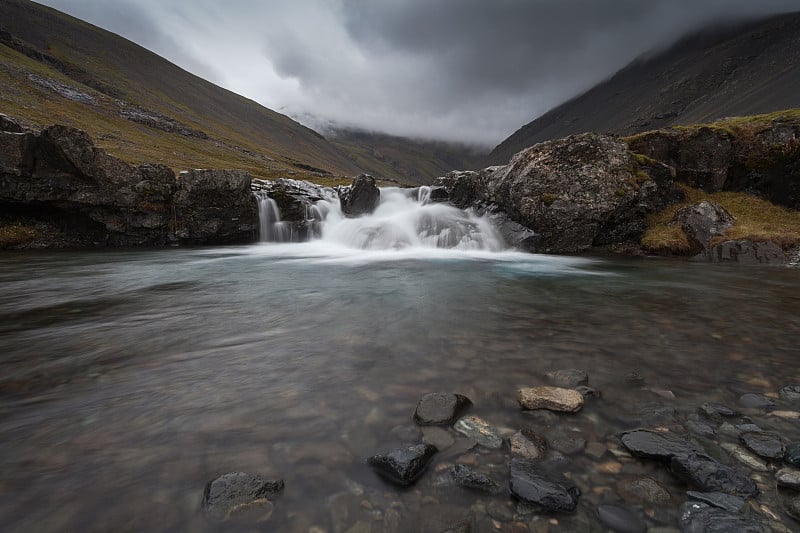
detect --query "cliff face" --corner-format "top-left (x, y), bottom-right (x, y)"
top-left (0, 115), bottom-right (258, 248)
top-left (489, 12), bottom-right (800, 165)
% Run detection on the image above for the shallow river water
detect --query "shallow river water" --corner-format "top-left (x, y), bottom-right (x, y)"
top-left (1, 244), bottom-right (799, 532)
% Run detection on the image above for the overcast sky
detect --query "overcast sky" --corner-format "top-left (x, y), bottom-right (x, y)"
top-left (38, 0), bottom-right (799, 146)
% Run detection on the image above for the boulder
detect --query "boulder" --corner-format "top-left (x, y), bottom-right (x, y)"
top-left (340, 174), bottom-right (380, 216)
top-left (202, 472), bottom-right (284, 523)
top-left (413, 392), bottom-right (472, 426)
top-left (518, 386), bottom-right (584, 413)
top-left (367, 444), bottom-right (437, 486)
top-left (670, 200), bottom-right (735, 255)
top-left (508, 458), bottom-right (580, 512)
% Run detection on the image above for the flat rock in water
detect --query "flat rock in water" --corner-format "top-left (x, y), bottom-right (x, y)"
top-left (779, 384), bottom-right (800, 402)
top-left (549, 435), bottom-right (586, 456)
top-left (546, 369), bottom-right (589, 388)
top-left (776, 467), bottom-right (800, 490)
top-left (422, 426), bottom-right (455, 450)
top-left (453, 416), bottom-right (503, 449)
top-left (517, 386), bottom-right (584, 413)
top-left (687, 419), bottom-right (717, 439)
top-left (596, 504), bottom-right (646, 533)
top-left (686, 491), bottom-right (746, 513)
top-left (740, 431), bottom-right (784, 460)
top-left (699, 402), bottom-right (739, 420)
top-left (670, 453), bottom-right (758, 497)
top-left (508, 458), bottom-right (580, 512)
top-left (679, 501), bottom-right (770, 533)
top-left (734, 423), bottom-right (763, 433)
top-left (449, 464), bottom-right (502, 494)
top-left (785, 442), bottom-right (800, 467)
top-left (620, 429), bottom-right (698, 461)
top-left (367, 444), bottom-right (437, 486)
top-left (616, 477), bottom-right (672, 505)
top-left (509, 429), bottom-right (547, 460)
top-left (202, 472), bottom-right (284, 523)
top-left (414, 392), bottom-right (472, 426)
top-left (738, 393), bottom-right (775, 409)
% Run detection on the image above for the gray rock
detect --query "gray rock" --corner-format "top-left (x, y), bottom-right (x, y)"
top-left (776, 467), bottom-right (800, 490)
top-left (738, 394), bottom-right (776, 409)
top-left (785, 442), bottom-right (800, 467)
top-left (740, 432), bottom-right (785, 460)
top-left (780, 385), bottom-right (800, 402)
top-left (620, 429), bottom-right (698, 461)
top-left (616, 477), bottom-right (672, 505)
top-left (202, 472), bottom-right (284, 523)
top-left (453, 416), bottom-right (503, 449)
top-left (703, 240), bottom-right (785, 264)
top-left (546, 369), bottom-right (589, 388)
top-left (596, 504), bottom-right (647, 533)
top-left (735, 423), bottom-right (763, 433)
top-left (698, 402), bottom-right (739, 420)
top-left (508, 458), bottom-right (580, 512)
top-left (687, 419), bottom-right (717, 439)
top-left (449, 464), bottom-right (502, 494)
top-left (686, 491), bottom-right (746, 513)
top-left (678, 501), bottom-right (769, 533)
top-left (414, 392), bottom-right (472, 426)
top-left (367, 444), bottom-right (437, 486)
top-left (509, 429), bottom-right (547, 460)
top-left (671, 200), bottom-right (735, 255)
top-left (340, 174), bottom-right (380, 216)
top-left (517, 386), bottom-right (584, 413)
top-left (421, 427), bottom-right (455, 450)
top-left (670, 453), bottom-right (758, 497)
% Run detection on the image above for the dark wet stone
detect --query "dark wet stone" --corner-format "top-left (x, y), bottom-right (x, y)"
top-left (776, 467), bottom-right (800, 490)
top-left (679, 501), bottom-right (769, 533)
top-left (202, 472), bottom-right (284, 523)
top-left (508, 458), bottom-right (580, 512)
top-left (340, 174), bottom-right (380, 216)
top-left (546, 369), bottom-right (589, 388)
top-left (686, 491), bottom-right (746, 513)
top-left (740, 431), bottom-right (784, 460)
top-left (788, 496), bottom-right (800, 521)
top-left (779, 385), bottom-right (800, 402)
top-left (670, 453), bottom-right (758, 497)
top-left (735, 423), bottom-right (763, 433)
top-left (367, 444), bottom-right (437, 486)
top-left (785, 442), bottom-right (800, 467)
top-left (596, 504), bottom-right (646, 533)
top-left (449, 464), bottom-right (502, 494)
top-left (575, 385), bottom-right (601, 399)
top-left (617, 477), bottom-right (672, 505)
top-left (687, 419), bottom-right (717, 439)
top-left (738, 393), bottom-right (775, 409)
top-left (699, 402), bottom-right (739, 419)
top-left (620, 429), bottom-right (698, 461)
top-left (414, 392), bottom-right (472, 426)
top-left (550, 436), bottom-right (587, 456)
top-left (509, 429), bottom-right (547, 460)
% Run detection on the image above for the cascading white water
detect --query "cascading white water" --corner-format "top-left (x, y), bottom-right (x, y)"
top-left (255, 192), bottom-right (289, 242)
top-left (256, 187), bottom-right (505, 252)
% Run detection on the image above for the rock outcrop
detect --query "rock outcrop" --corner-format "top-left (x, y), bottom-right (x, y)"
top-left (0, 120), bottom-right (258, 247)
top-left (339, 174), bottom-right (380, 216)
top-left (672, 201), bottom-right (735, 256)
top-left (435, 133), bottom-right (678, 253)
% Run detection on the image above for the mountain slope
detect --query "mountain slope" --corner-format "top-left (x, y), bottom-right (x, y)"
top-left (328, 128), bottom-right (485, 186)
top-left (0, 0), bottom-right (362, 181)
top-left (489, 12), bottom-right (800, 165)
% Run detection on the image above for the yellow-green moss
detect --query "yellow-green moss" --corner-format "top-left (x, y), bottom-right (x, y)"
top-left (0, 224), bottom-right (38, 248)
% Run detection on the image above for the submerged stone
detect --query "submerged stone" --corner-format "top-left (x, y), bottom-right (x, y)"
top-left (508, 458), bottom-right (580, 512)
top-left (509, 429), bottom-right (547, 460)
top-left (785, 442), bottom-right (800, 467)
top-left (550, 435), bottom-right (586, 456)
top-left (616, 477), bottom-right (672, 505)
top-left (367, 444), bottom-right (437, 486)
top-left (699, 402), bottom-right (739, 420)
top-left (620, 429), bottom-right (698, 461)
top-left (202, 472), bottom-right (284, 523)
top-left (421, 426), bottom-right (455, 450)
top-left (453, 416), bottom-right (503, 449)
top-left (679, 501), bottom-right (769, 533)
top-left (596, 504), bottom-right (646, 533)
top-left (546, 369), bottom-right (589, 388)
top-left (720, 443), bottom-right (769, 472)
top-left (686, 491), bottom-right (746, 513)
top-left (517, 386), bottom-right (584, 413)
top-left (687, 419), bottom-right (717, 439)
top-left (740, 431), bottom-right (785, 460)
top-left (738, 394), bottom-right (775, 409)
top-left (449, 464), bottom-right (502, 494)
top-left (414, 392), bottom-right (472, 426)
top-left (670, 453), bottom-right (758, 497)
top-left (776, 467), bottom-right (800, 490)
top-left (779, 385), bottom-right (800, 402)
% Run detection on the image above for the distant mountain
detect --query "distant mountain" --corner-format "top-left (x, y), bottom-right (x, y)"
top-left (489, 12), bottom-right (800, 165)
top-left (328, 128), bottom-right (485, 186)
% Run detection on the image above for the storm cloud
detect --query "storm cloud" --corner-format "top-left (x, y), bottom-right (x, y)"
top-left (38, 0), bottom-right (800, 146)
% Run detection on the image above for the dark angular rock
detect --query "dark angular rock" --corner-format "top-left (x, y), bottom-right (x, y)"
top-left (687, 419), bottom-right (717, 439)
top-left (780, 385), bottom-right (800, 402)
top-left (367, 444), bottom-right (437, 486)
top-left (595, 504), bottom-right (646, 533)
top-left (686, 491), bottom-right (746, 513)
top-left (740, 432), bottom-right (784, 460)
top-left (449, 464), bottom-right (502, 494)
top-left (672, 200), bottom-right (735, 255)
top-left (785, 442), bottom-right (800, 467)
top-left (738, 393), bottom-right (775, 409)
top-left (620, 429), bottom-right (698, 461)
top-left (340, 174), bottom-right (380, 216)
top-left (414, 392), bottom-right (472, 426)
top-left (670, 453), bottom-right (758, 497)
top-left (508, 458), bottom-right (580, 512)
top-left (202, 472), bottom-right (284, 523)
top-left (0, 113), bottom-right (23, 133)
top-left (679, 501), bottom-right (769, 533)
top-left (546, 369), bottom-right (589, 388)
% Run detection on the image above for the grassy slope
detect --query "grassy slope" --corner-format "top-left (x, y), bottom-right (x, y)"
top-left (0, 0), bottom-right (360, 182)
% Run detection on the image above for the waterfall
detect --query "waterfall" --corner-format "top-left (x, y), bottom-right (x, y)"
top-left (255, 187), bottom-right (505, 251)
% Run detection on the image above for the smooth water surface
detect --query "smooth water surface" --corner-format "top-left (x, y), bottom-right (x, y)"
top-left (1, 245), bottom-right (799, 531)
